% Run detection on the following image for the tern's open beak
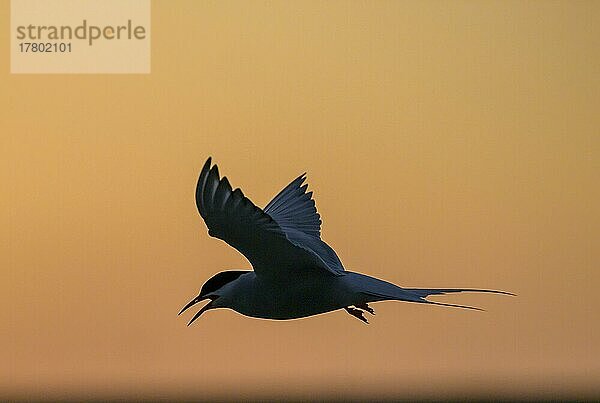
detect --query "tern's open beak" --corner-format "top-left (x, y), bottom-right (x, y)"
top-left (186, 300), bottom-right (215, 326)
top-left (178, 296), bottom-right (205, 316)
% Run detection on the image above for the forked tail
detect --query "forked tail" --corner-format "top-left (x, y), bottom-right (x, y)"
top-left (402, 288), bottom-right (515, 311)
top-left (346, 272), bottom-right (514, 311)
top-left (344, 273), bottom-right (514, 323)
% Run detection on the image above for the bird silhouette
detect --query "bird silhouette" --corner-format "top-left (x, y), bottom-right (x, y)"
top-left (179, 157), bottom-right (512, 325)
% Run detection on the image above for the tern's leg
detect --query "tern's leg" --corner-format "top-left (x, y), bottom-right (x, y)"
top-left (344, 306), bottom-right (369, 324)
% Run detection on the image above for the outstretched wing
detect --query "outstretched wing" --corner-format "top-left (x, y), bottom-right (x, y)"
top-left (264, 174), bottom-right (345, 274)
top-left (195, 157), bottom-right (344, 277)
top-left (264, 173), bottom-right (321, 237)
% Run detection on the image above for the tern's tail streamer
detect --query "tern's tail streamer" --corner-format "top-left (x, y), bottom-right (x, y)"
top-left (347, 272), bottom-right (514, 311)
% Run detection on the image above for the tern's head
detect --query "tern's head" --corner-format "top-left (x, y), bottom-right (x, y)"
top-left (178, 270), bottom-right (248, 326)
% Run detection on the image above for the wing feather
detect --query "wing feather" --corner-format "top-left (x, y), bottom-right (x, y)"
top-left (213, 177), bottom-right (232, 210)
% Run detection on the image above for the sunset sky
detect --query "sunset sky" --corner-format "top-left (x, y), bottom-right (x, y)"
top-left (1, 1), bottom-right (598, 399)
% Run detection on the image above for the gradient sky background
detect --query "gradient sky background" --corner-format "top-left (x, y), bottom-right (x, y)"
top-left (1, 0), bottom-right (598, 400)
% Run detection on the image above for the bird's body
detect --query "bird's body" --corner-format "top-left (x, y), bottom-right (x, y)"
top-left (208, 270), bottom-right (372, 320)
top-left (179, 157), bottom-right (512, 325)
top-left (212, 270), bottom-right (348, 319)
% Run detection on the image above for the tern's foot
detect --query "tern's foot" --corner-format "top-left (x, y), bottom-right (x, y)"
top-left (355, 302), bottom-right (375, 315)
top-left (344, 306), bottom-right (369, 324)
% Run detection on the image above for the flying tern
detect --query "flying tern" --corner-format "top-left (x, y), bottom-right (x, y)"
top-left (179, 157), bottom-right (512, 325)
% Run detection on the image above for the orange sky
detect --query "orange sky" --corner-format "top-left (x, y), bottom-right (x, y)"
top-left (1, 1), bottom-right (599, 399)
